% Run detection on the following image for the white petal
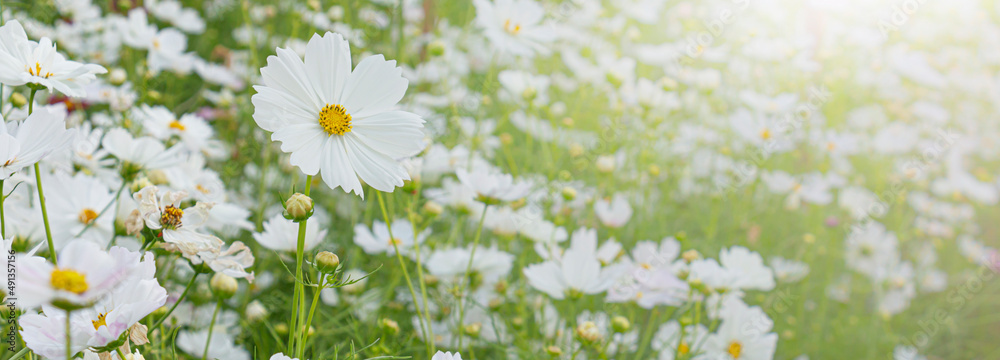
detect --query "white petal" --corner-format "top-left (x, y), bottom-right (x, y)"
top-left (304, 32), bottom-right (351, 104)
top-left (340, 55), bottom-right (408, 118)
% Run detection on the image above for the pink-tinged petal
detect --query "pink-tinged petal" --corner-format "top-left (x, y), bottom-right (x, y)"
top-left (340, 55), bottom-right (408, 118)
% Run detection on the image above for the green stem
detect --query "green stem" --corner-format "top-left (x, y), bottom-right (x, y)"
top-left (298, 272), bottom-right (324, 359)
top-left (149, 274), bottom-right (199, 332)
top-left (375, 191), bottom-right (429, 353)
top-left (26, 89), bottom-right (55, 263)
top-left (114, 346), bottom-right (127, 360)
top-left (7, 347), bottom-right (28, 360)
top-left (202, 300), bottom-right (222, 360)
top-left (408, 188), bottom-right (435, 356)
top-left (288, 175), bottom-right (313, 353)
top-left (632, 308), bottom-right (660, 360)
top-left (65, 310), bottom-right (72, 360)
top-left (456, 205), bottom-right (489, 350)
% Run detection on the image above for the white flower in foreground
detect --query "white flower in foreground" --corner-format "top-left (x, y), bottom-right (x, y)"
top-left (18, 307), bottom-right (92, 360)
top-left (254, 212), bottom-right (326, 252)
top-left (0, 20), bottom-right (106, 96)
top-left (0, 105), bottom-right (76, 180)
top-left (17, 240), bottom-right (140, 309)
top-left (455, 167), bottom-right (532, 203)
top-left (269, 353), bottom-right (298, 360)
top-left (432, 351), bottom-right (463, 360)
top-left (252, 32), bottom-right (425, 197)
top-left (472, 0), bottom-right (555, 58)
top-left (702, 297), bottom-right (778, 360)
top-left (21, 253), bottom-right (166, 354)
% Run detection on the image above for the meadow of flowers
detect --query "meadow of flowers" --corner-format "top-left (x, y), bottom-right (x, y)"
top-left (1, 0), bottom-right (999, 359)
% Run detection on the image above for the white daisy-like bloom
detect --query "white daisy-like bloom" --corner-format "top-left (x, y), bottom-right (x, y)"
top-left (252, 32), bottom-right (425, 198)
top-left (472, 0), bottom-right (555, 58)
top-left (176, 329), bottom-right (251, 360)
top-left (134, 104), bottom-right (220, 155)
top-left (522, 240), bottom-right (625, 300)
top-left (701, 297), bottom-right (778, 360)
top-left (353, 219), bottom-right (428, 256)
top-left (0, 20), bottom-right (106, 97)
top-left (455, 167), bottom-right (532, 203)
top-left (131, 185), bottom-right (223, 260)
top-left (594, 194), bottom-right (633, 228)
top-left (254, 212), bottom-right (326, 252)
top-left (269, 353), bottom-right (298, 360)
top-left (44, 172), bottom-right (116, 250)
top-left (146, 0), bottom-right (206, 34)
top-left (101, 128), bottom-right (184, 172)
top-left (17, 240), bottom-right (141, 309)
top-left (0, 105), bottom-right (76, 180)
top-left (432, 351), bottom-right (463, 360)
top-left (21, 252), bottom-right (166, 355)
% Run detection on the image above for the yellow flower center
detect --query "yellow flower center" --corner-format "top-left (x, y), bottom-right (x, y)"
top-left (760, 128), bottom-right (772, 140)
top-left (92, 313), bottom-right (108, 331)
top-left (160, 205), bottom-right (184, 229)
top-left (51, 268), bottom-right (89, 294)
top-left (78, 208), bottom-right (99, 225)
top-left (319, 104), bottom-right (352, 136)
top-left (169, 120), bottom-right (186, 131)
top-left (678, 341), bottom-right (690, 355)
top-left (728, 341), bottom-right (743, 358)
top-left (640, 262), bottom-right (652, 270)
top-left (26, 62), bottom-right (53, 78)
top-left (388, 237), bottom-right (402, 246)
top-left (503, 19), bottom-right (522, 34)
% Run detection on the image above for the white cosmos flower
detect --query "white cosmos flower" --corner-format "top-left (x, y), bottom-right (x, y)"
top-left (44, 172), bottom-right (116, 250)
top-left (353, 219), bottom-right (428, 256)
top-left (17, 240), bottom-right (141, 309)
top-left (101, 128), bottom-right (184, 172)
top-left (19, 306), bottom-right (93, 360)
top-left (0, 20), bottom-right (106, 96)
top-left (472, 0), bottom-right (555, 58)
top-left (432, 351), bottom-right (463, 360)
top-left (269, 353), bottom-right (298, 360)
top-left (252, 32), bottom-right (425, 198)
top-left (701, 297), bottom-right (778, 360)
top-left (254, 212), bottom-right (326, 252)
top-left (130, 186), bottom-right (223, 261)
top-left (455, 167), bottom-right (532, 203)
top-left (0, 105), bottom-right (76, 180)
top-left (523, 242), bottom-right (623, 300)
top-left (594, 194), bottom-right (633, 228)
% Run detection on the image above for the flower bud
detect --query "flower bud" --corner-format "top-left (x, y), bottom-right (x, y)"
top-left (284, 193), bottom-right (314, 221)
top-left (9, 93), bottom-right (26, 108)
top-left (423, 201), bottom-right (444, 216)
top-left (275, 323), bottom-right (289, 336)
top-left (380, 318), bottom-right (400, 335)
top-left (427, 40), bottom-right (446, 57)
top-left (611, 316), bottom-right (630, 333)
top-left (596, 155), bottom-right (616, 173)
top-left (210, 273), bottom-right (238, 299)
top-left (681, 249), bottom-right (700, 263)
top-left (575, 321), bottom-right (601, 343)
top-left (109, 68), bottom-right (127, 85)
top-left (315, 251), bottom-right (340, 273)
top-left (463, 322), bottom-right (482, 338)
top-left (545, 346), bottom-right (563, 356)
top-left (561, 186), bottom-right (577, 201)
top-left (246, 300), bottom-right (268, 322)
